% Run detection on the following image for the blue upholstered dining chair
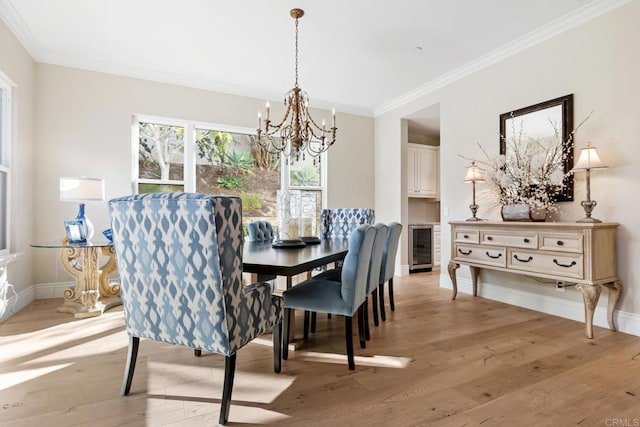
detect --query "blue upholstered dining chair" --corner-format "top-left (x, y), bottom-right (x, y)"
top-left (246, 220), bottom-right (277, 283)
top-left (378, 222), bottom-right (403, 321)
top-left (282, 224), bottom-right (376, 370)
top-left (365, 223), bottom-right (388, 336)
top-left (108, 193), bottom-right (284, 426)
top-left (247, 220), bottom-right (275, 242)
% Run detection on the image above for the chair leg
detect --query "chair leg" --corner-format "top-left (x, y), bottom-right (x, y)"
top-left (283, 308), bottom-right (291, 360)
top-left (327, 313), bottom-right (332, 319)
top-left (121, 336), bottom-right (139, 396)
top-left (389, 278), bottom-right (395, 311)
top-left (371, 289), bottom-right (379, 327)
top-left (273, 322), bottom-right (282, 374)
top-left (345, 316), bottom-right (355, 370)
top-left (379, 282), bottom-right (387, 321)
top-left (357, 305), bottom-right (366, 349)
top-left (311, 311), bottom-right (317, 333)
top-left (194, 349), bottom-right (202, 357)
top-left (364, 297), bottom-right (371, 341)
top-left (219, 353), bottom-right (237, 425)
top-left (303, 310), bottom-right (310, 342)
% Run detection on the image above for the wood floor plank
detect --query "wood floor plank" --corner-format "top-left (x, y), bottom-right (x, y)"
top-left (1, 271), bottom-right (640, 426)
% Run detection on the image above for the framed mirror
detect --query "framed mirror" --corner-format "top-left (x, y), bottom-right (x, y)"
top-left (499, 94), bottom-right (574, 202)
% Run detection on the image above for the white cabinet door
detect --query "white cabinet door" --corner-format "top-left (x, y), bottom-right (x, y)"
top-left (408, 143), bottom-right (439, 198)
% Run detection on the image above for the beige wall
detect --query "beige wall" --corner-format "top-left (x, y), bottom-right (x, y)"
top-left (32, 64), bottom-right (374, 284)
top-left (375, 2), bottom-right (640, 326)
top-left (0, 18), bottom-right (36, 298)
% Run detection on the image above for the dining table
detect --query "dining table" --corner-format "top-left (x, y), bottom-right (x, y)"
top-left (242, 238), bottom-right (350, 347)
top-left (242, 238), bottom-right (350, 289)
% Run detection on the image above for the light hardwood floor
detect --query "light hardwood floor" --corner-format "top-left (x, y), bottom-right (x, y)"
top-left (2, 272), bottom-right (640, 426)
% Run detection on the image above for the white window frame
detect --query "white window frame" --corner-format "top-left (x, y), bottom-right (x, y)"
top-left (0, 71), bottom-right (13, 256)
top-left (132, 114), bottom-right (327, 204)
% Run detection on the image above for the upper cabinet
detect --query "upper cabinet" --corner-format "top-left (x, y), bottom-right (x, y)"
top-left (407, 143), bottom-right (439, 198)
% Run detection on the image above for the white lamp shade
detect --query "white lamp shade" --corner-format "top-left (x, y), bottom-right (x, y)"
top-left (464, 162), bottom-right (485, 183)
top-left (60, 177), bottom-right (105, 201)
top-left (572, 144), bottom-right (608, 171)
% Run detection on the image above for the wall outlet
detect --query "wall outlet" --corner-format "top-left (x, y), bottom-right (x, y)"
top-left (443, 206), bottom-right (449, 216)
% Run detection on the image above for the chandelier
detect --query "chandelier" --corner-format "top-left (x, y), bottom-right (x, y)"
top-left (256, 8), bottom-right (336, 162)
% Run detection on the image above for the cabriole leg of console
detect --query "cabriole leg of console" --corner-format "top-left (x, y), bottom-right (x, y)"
top-left (601, 280), bottom-right (623, 331)
top-left (448, 262), bottom-right (460, 300)
top-left (576, 284), bottom-right (603, 339)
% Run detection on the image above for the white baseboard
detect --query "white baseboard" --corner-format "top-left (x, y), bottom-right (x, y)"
top-left (439, 272), bottom-right (640, 337)
top-left (0, 284), bottom-right (35, 323)
top-left (34, 281), bottom-right (75, 299)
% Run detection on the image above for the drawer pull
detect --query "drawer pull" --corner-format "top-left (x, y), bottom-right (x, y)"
top-left (556, 240), bottom-right (564, 246)
top-left (523, 238), bottom-right (530, 243)
top-left (458, 249), bottom-right (472, 255)
top-left (485, 251), bottom-right (502, 259)
top-left (463, 234), bottom-right (469, 239)
top-left (486, 236), bottom-right (493, 241)
top-left (514, 254), bottom-right (533, 263)
top-left (553, 259), bottom-right (577, 268)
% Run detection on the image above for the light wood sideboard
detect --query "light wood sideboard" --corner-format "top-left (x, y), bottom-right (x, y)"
top-left (447, 221), bottom-right (621, 338)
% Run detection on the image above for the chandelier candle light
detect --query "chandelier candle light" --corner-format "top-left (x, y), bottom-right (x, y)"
top-left (256, 8), bottom-right (336, 163)
top-left (464, 161), bottom-right (485, 221)
top-left (571, 142), bottom-right (608, 223)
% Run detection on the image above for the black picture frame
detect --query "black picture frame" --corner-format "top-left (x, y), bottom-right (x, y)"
top-left (65, 219), bottom-right (87, 244)
top-left (499, 94), bottom-right (574, 202)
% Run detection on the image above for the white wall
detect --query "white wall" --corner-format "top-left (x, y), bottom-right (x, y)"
top-left (0, 18), bottom-right (36, 315)
top-left (32, 64), bottom-right (374, 285)
top-left (375, 2), bottom-right (640, 329)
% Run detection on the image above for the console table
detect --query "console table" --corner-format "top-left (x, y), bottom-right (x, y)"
top-left (447, 221), bottom-right (621, 339)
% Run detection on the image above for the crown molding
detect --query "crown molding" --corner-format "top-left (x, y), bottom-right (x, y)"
top-left (0, 0), bottom-right (45, 60)
top-left (373, 0), bottom-right (632, 117)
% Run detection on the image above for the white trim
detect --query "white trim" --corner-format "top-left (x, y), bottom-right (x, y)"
top-left (374, 0), bottom-right (632, 116)
top-left (0, 283), bottom-right (34, 324)
top-left (0, 72), bottom-right (12, 255)
top-left (439, 272), bottom-right (640, 338)
top-left (33, 281), bottom-right (74, 300)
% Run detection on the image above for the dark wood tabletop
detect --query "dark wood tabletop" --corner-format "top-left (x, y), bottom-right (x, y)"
top-left (243, 238), bottom-right (349, 279)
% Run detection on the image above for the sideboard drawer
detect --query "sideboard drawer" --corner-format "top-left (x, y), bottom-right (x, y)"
top-left (454, 244), bottom-right (506, 267)
top-left (480, 231), bottom-right (538, 249)
top-left (454, 230), bottom-right (479, 244)
top-left (539, 232), bottom-right (584, 253)
top-left (508, 249), bottom-right (583, 279)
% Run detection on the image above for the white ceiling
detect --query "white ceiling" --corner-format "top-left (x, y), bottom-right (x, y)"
top-left (0, 0), bottom-right (626, 116)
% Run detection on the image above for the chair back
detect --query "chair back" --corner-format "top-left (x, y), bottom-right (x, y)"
top-left (320, 208), bottom-right (375, 239)
top-left (339, 224), bottom-right (376, 313)
top-left (109, 193), bottom-right (252, 356)
top-left (367, 223), bottom-right (388, 295)
top-left (247, 220), bottom-right (274, 241)
top-left (380, 222), bottom-right (403, 283)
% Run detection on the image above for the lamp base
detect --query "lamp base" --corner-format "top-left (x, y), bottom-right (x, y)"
top-left (466, 203), bottom-right (482, 221)
top-left (577, 217), bottom-right (602, 223)
top-left (577, 199), bottom-right (601, 224)
top-left (465, 217), bottom-right (484, 222)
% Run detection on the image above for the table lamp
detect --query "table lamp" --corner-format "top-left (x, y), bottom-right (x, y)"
top-left (60, 177), bottom-right (105, 240)
top-left (571, 142), bottom-right (608, 223)
top-left (464, 161), bottom-right (484, 221)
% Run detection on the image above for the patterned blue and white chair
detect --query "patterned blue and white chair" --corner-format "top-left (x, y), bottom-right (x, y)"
top-left (320, 208), bottom-right (375, 239)
top-left (108, 193), bottom-right (283, 425)
top-left (282, 224), bottom-right (376, 370)
top-left (379, 222), bottom-right (403, 321)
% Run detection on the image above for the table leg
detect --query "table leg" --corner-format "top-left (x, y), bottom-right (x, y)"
top-left (601, 280), bottom-right (623, 331)
top-left (470, 266), bottom-right (480, 297)
top-left (576, 284), bottom-right (602, 339)
top-left (448, 262), bottom-right (459, 300)
top-left (58, 246), bottom-right (121, 319)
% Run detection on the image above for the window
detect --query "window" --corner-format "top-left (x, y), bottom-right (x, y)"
top-left (0, 72), bottom-right (12, 256)
top-left (133, 115), bottom-right (325, 228)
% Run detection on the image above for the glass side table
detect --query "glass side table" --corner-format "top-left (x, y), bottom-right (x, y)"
top-left (31, 240), bottom-right (121, 319)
